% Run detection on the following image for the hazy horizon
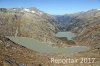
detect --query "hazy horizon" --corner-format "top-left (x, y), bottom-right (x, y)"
top-left (0, 0), bottom-right (100, 15)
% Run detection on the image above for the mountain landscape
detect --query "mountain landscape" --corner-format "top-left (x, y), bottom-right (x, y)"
top-left (55, 9), bottom-right (100, 47)
top-left (0, 7), bottom-right (100, 66)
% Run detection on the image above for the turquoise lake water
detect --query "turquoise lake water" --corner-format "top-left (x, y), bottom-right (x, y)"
top-left (6, 36), bottom-right (89, 54)
top-left (55, 31), bottom-right (76, 40)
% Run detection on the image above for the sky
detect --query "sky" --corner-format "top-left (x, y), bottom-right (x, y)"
top-left (0, 0), bottom-right (100, 15)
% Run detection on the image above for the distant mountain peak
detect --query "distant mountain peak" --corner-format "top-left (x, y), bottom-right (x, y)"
top-left (87, 9), bottom-right (100, 12)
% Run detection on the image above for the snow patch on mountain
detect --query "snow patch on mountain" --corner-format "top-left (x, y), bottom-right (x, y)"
top-left (24, 8), bottom-right (30, 12)
top-left (31, 11), bottom-right (35, 13)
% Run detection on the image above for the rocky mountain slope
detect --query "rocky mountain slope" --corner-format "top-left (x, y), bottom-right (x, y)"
top-left (54, 15), bottom-right (73, 31)
top-left (0, 8), bottom-right (66, 46)
top-left (66, 9), bottom-right (100, 47)
top-left (0, 36), bottom-right (52, 66)
top-left (54, 9), bottom-right (100, 47)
